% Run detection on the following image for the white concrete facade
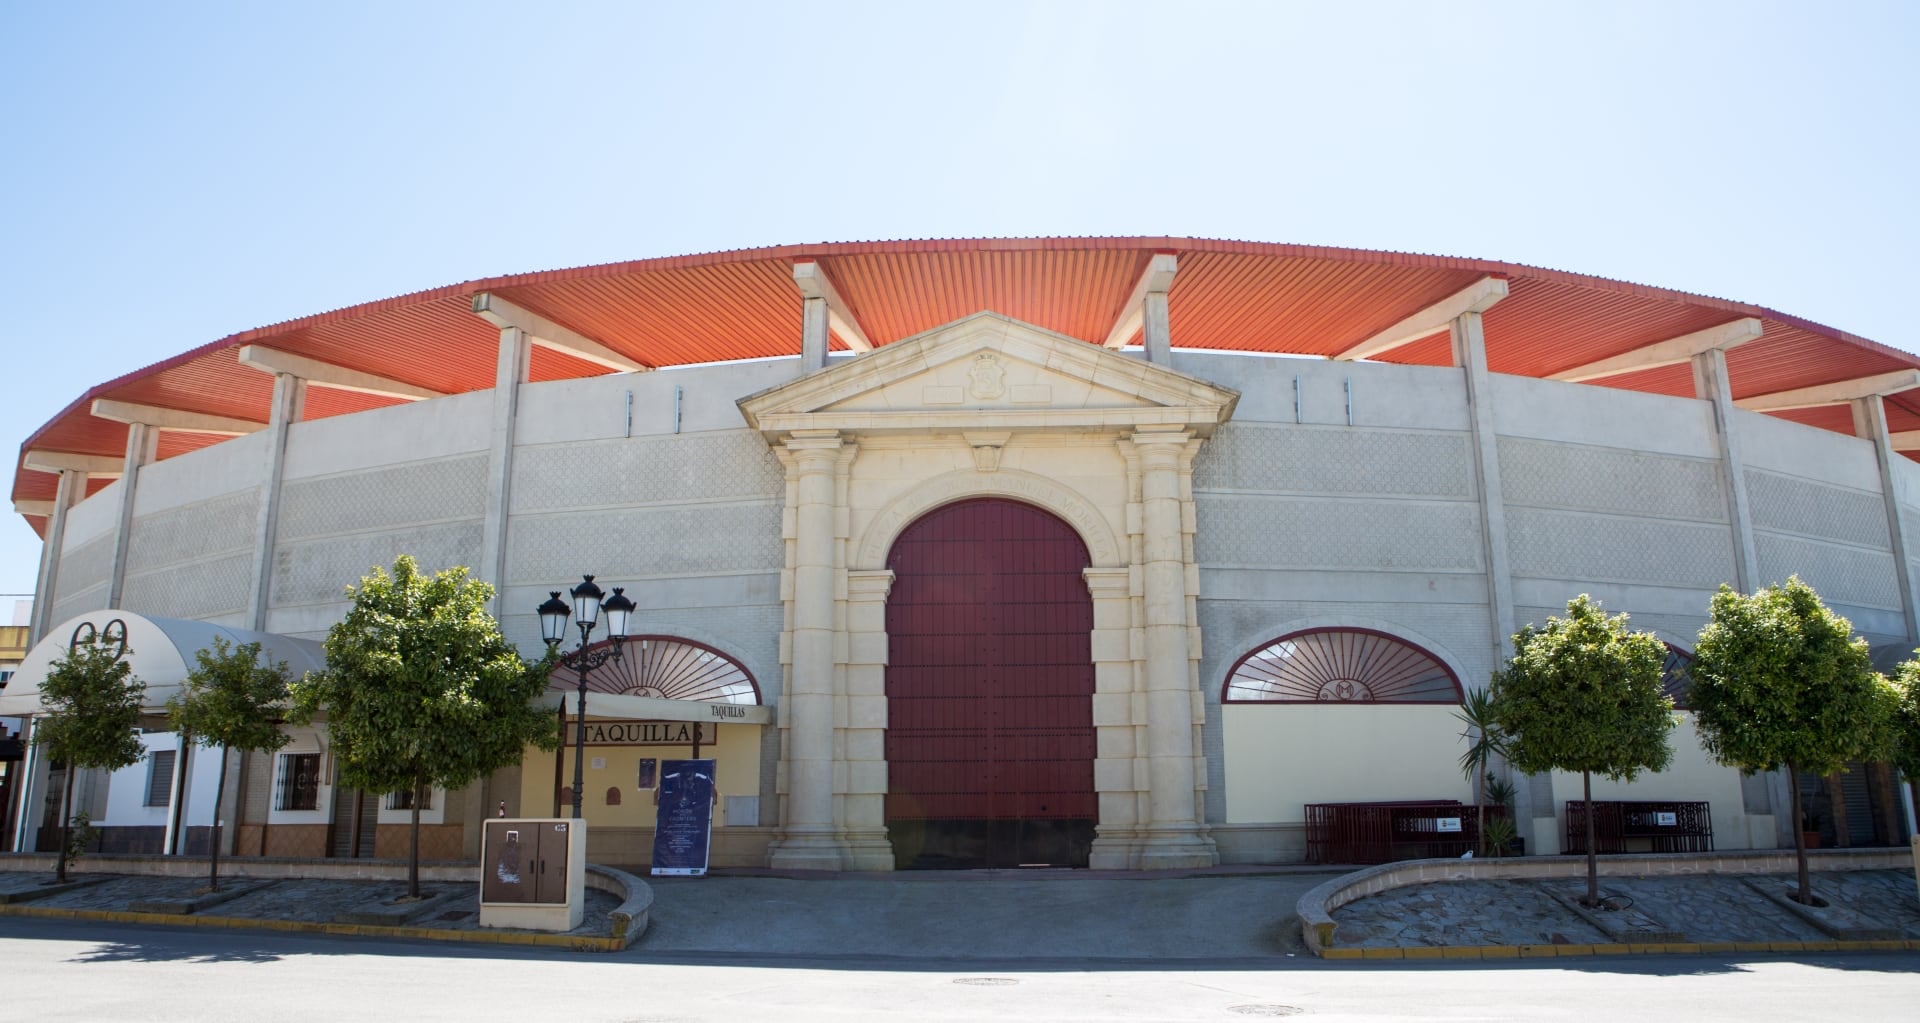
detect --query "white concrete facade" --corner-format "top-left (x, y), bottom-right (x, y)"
top-left (15, 302), bottom-right (1920, 866)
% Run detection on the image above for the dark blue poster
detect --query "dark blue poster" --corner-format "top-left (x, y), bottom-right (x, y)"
top-left (651, 758), bottom-right (716, 876)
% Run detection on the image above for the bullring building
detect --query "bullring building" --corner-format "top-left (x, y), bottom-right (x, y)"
top-left (2, 237), bottom-right (1915, 869)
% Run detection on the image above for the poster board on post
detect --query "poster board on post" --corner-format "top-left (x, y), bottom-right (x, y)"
top-left (651, 758), bottom-right (715, 876)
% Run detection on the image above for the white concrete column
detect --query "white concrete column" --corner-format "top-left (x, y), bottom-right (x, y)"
top-left (1451, 312), bottom-right (1516, 663)
top-left (479, 327), bottom-right (533, 611)
top-left (248, 373), bottom-right (306, 630)
top-left (9, 717), bottom-right (38, 852)
top-left (1142, 289), bottom-right (1172, 365)
top-left (1128, 426), bottom-right (1215, 868)
top-left (104, 422), bottom-right (157, 608)
top-left (1693, 347), bottom-right (1759, 592)
top-left (800, 297), bottom-right (830, 374)
top-left (30, 468), bottom-right (87, 642)
top-left (841, 568), bottom-right (895, 870)
top-left (1853, 395), bottom-right (1919, 642)
top-left (768, 430), bottom-right (848, 869)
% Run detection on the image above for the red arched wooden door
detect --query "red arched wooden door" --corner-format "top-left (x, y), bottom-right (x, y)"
top-left (884, 498), bottom-right (1096, 868)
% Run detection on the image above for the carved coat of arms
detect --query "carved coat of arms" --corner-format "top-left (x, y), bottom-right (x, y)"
top-left (968, 353), bottom-right (1006, 399)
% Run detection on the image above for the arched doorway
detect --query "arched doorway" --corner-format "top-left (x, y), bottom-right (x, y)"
top-left (884, 498), bottom-right (1096, 868)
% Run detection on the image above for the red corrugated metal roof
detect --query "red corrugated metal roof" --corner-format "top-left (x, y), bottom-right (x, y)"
top-left (16, 237), bottom-right (1920, 511)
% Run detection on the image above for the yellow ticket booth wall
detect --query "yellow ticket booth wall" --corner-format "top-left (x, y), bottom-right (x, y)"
top-left (519, 698), bottom-right (768, 867)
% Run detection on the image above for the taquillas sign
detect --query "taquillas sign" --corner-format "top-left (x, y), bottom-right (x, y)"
top-left (576, 720), bottom-right (717, 746)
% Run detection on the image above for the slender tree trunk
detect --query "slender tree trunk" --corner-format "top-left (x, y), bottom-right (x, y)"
top-left (1475, 757), bottom-right (1488, 855)
top-left (1788, 761), bottom-right (1813, 905)
top-left (407, 778), bottom-right (423, 899)
top-left (208, 747), bottom-right (229, 892)
top-left (56, 766), bottom-right (75, 883)
top-left (1583, 770), bottom-right (1598, 907)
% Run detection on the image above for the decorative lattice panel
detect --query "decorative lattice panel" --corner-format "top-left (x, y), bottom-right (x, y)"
top-left (271, 521), bottom-right (484, 607)
top-left (547, 636), bottom-right (760, 704)
top-left (505, 503), bottom-right (783, 584)
top-left (53, 533), bottom-right (114, 608)
top-left (126, 491), bottom-right (258, 574)
top-left (1505, 508), bottom-right (1736, 589)
top-left (1745, 470), bottom-right (1890, 549)
top-left (1191, 423), bottom-right (1474, 498)
top-left (277, 455), bottom-right (487, 541)
top-left (1498, 438), bottom-right (1725, 521)
top-left (1194, 495), bottom-right (1482, 571)
top-left (1224, 628), bottom-right (1461, 703)
top-left (1754, 533), bottom-right (1901, 610)
top-left (122, 552), bottom-right (254, 620)
top-left (511, 431), bottom-right (784, 514)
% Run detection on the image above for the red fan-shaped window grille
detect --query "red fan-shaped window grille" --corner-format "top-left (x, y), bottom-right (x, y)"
top-left (546, 636), bottom-right (761, 705)
top-left (1662, 644), bottom-right (1694, 711)
top-left (1223, 628), bottom-right (1462, 704)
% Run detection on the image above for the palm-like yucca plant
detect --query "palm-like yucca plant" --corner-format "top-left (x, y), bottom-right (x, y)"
top-left (1456, 687), bottom-right (1511, 856)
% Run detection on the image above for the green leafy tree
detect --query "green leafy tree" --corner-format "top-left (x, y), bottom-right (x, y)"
top-left (1892, 659), bottom-right (1920, 827)
top-left (167, 638), bottom-right (293, 891)
top-left (290, 555), bottom-right (560, 896)
top-left (1455, 686), bottom-right (1512, 855)
top-left (1690, 577), bottom-right (1892, 905)
top-left (1489, 595), bottom-right (1674, 907)
top-left (32, 637), bottom-right (147, 882)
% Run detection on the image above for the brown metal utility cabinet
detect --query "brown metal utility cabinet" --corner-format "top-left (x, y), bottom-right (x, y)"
top-left (479, 818), bottom-right (587, 932)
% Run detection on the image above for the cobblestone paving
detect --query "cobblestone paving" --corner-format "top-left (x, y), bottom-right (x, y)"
top-left (1332, 880), bottom-right (1606, 948)
top-left (1331, 871), bottom-right (1920, 948)
top-left (1586, 875), bottom-right (1826, 942)
top-left (0, 872), bottom-right (621, 937)
top-left (1812, 870), bottom-right (1920, 938)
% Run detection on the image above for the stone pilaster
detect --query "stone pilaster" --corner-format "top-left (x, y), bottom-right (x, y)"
top-left (1123, 426), bottom-right (1214, 868)
top-left (1693, 347), bottom-right (1759, 593)
top-left (768, 429), bottom-right (850, 869)
top-left (841, 568), bottom-right (896, 869)
top-left (30, 467), bottom-right (86, 642)
top-left (479, 326), bottom-right (531, 615)
top-left (248, 372), bottom-right (306, 630)
top-left (1085, 566), bottom-right (1143, 868)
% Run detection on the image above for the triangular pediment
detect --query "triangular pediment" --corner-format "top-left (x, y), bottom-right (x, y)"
top-left (738, 312), bottom-right (1238, 436)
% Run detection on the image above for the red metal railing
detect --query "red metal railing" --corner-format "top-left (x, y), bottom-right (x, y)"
top-left (1562, 800), bottom-right (1713, 854)
top-left (1304, 800), bottom-right (1508, 864)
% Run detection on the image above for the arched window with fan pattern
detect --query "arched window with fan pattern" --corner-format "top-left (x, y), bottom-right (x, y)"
top-left (545, 635), bottom-right (761, 705)
top-left (1222, 628), bottom-right (1462, 704)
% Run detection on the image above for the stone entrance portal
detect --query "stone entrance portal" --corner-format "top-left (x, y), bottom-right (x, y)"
top-left (883, 498), bottom-right (1096, 868)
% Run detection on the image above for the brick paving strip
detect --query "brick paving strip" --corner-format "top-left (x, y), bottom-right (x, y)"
top-left (0, 861), bottom-right (645, 952)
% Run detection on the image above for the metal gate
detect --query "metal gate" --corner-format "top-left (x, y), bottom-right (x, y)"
top-left (884, 498), bottom-right (1096, 869)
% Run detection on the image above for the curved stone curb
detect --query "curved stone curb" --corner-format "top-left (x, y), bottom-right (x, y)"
top-left (0, 858), bottom-right (655, 953)
top-left (587, 864), bottom-right (652, 949)
top-left (1297, 847), bottom-right (1915, 957)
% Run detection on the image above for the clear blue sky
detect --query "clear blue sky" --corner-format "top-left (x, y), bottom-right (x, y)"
top-left (2, 1), bottom-right (1914, 605)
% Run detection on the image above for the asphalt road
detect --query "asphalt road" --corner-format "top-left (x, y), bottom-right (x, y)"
top-left (4, 916), bottom-right (1919, 1022)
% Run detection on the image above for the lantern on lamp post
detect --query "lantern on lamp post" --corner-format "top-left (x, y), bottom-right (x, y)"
top-left (538, 575), bottom-right (636, 820)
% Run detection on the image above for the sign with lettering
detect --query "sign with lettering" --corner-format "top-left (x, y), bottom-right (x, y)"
top-left (1434, 817), bottom-right (1462, 833)
top-left (651, 759), bottom-right (716, 877)
top-left (578, 721), bottom-right (716, 747)
top-left (1655, 812), bottom-right (1677, 827)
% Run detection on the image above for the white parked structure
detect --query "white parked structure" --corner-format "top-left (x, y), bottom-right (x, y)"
top-left (4, 238), bottom-right (1915, 867)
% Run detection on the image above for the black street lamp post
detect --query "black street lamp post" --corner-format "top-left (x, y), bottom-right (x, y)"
top-left (538, 575), bottom-right (637, 821)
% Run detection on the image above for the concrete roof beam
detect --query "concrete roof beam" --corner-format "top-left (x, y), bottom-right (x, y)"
top-left (22, 451), bottom-right (124, 476)
top-left (89, 399), bottom-right (264, 436)
top-left (1333, 277), bottom-right (1509, 362)
top-left (1548, 318), bottom-right (1764, 383)
top-left (792, 262), bottom-right (873, 352)
top-left (237, 345), bottom-right (445, 400)
top-left (1102, 253), bottom-right (1180, 350)
top-left (471, 293), bottom-right (649, 373)
top-left (1736, 369), bottom-right (1920, 412)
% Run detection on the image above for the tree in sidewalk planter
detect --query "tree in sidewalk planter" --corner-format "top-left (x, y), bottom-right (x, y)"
top-left (32, 636), bottom-right (146, 883)
top-left (166, 637), bottom-right (293, 892)
top-left (290, 555), bottom-right (560, 898)
top-left (1488, 595), bottom-right (1674, 908)
top-left (1690, 577), bottom-right (1895, 907)
top-left (1454, 686), bottom-right (1512, 856)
